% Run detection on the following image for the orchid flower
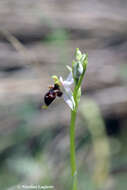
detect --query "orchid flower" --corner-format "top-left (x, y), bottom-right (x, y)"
top-left (52, 70), bottom-right (75, 110)
top-left (43, 48), bottom-right (88, 190)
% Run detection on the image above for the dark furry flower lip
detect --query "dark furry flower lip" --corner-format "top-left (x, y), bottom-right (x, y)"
top-left (44, 83), bottom-right (63, 107)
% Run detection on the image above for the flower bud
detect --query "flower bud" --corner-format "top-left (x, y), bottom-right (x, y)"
top-left (73, 61), bottom-right (83, 83)
top-left (75, 48), bottom-right (82, 61)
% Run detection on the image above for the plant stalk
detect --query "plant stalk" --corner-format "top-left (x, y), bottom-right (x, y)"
top-left (70, 109), bottom-right (77, 190)
top-left (70, 87), bottom-right (78, 190)
top-left (69, 52), bottom-right (87, 190)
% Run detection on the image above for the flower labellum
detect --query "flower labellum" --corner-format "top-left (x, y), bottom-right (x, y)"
top-left (43, 83), bottom-right (63, 108)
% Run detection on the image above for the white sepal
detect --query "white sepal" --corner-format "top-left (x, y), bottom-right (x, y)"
top-left (59, 72), bottom-right (75, 110)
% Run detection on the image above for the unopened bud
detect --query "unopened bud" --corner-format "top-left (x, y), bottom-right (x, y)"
top-left (73, 62), bottom-right (83, 82)
top-left (75, 48), bottom-right (82, 61)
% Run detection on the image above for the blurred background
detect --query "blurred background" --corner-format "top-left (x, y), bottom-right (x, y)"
top-left (0, 0), bottom-right (127, 190)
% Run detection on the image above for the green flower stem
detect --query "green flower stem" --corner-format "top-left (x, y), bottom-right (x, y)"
top-left (70, 87), bottom-right (78, 190)
top-left (70, 107), bottom-right (78, 190)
